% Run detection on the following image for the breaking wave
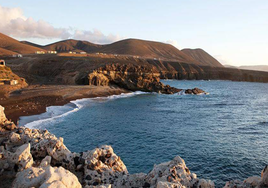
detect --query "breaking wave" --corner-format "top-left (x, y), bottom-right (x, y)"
top-left (20, 91), bottom-right (148, 129)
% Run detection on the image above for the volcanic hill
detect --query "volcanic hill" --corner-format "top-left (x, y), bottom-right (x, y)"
top-left (0, 33), bottom-right (44, 55)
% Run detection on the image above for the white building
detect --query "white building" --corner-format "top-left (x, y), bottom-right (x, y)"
top-left (48, 51), bottom-right (57, 54)
top-left (12, 54), bottom-right (23, 58)
top-left (35, 51), bottom-right (45, 54)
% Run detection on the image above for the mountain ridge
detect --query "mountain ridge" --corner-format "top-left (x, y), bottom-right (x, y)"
top-left (0, 32), bottom-right (223, 67)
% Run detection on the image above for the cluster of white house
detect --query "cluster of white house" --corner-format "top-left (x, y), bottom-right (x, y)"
top-left (69, 51), bottom-right (87, 54)
top-left (35, 51), bottom-right (57, 54)
top-left (12, 54), bottom-right (23, 58)
top-left (0, 60), bottom-right (19, 86)
top-left (35, 51), bottom-right (87, 55)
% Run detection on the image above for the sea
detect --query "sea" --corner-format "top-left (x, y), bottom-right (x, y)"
top-left (19, 80), bottom-right (268, 187)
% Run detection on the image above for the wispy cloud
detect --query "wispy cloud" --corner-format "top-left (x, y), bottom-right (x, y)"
top-left (73, 29), bottom-right (121, 44)
top-left (166, 40), bottom-right (181, 49)
top-left (0, 5), bottom-right (121, 44)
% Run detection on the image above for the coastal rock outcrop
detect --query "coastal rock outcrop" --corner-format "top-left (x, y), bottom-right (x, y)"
top-left (146, 156), bottom-right (214, 188)
top-left (224, 166), bottom-right (268, 188)
top-left (0, 105), bottom-right (17, 131)
top-left (85, 64), bottom-right (206, 95)
top-left (86, 64), bottom-right (181, 94)
top-left (184, 88), bottom-right (207, 95)
top-left (12, 165), bottom-right (81, 188)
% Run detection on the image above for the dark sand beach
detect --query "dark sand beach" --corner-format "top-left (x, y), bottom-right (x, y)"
top-left (0, 85), bottom-right (128, 124)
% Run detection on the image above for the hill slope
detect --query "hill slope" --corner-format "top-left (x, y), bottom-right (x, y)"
top-left (0, 33), bottom-right (223, 68)
top-left (0, 48), bottom-right (16, 56)
top-left (239, 65), bottom-right (268, 72)
top-left (0, 33), bottom-right (44, 54)
top-left (98, 39), bottom-right (199, 62)
top-left (41, 38), bottom-right (224, 67)
top-left (20, 41), bottom-right (43, 48)
top-left (182, 48), bottom-right (223, 67)
top-left (43, 39), bottom-right (101, 52)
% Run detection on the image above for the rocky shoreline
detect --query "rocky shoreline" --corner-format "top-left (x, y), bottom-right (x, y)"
top-left (0, 106), bottom-right (267, 188)
top-left (84, 64), bottom-right (207, 95)
top-left (0, 63), bottom-right (208, 124)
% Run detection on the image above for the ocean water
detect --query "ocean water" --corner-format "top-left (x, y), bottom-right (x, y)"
top-left (20, 80), bottom-right (268, 187)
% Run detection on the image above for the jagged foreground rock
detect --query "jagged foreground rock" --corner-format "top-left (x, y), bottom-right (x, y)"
top-left (0, 105), bottom-right (17, 132)
top-left (0, 105), bottom-right (266, 188)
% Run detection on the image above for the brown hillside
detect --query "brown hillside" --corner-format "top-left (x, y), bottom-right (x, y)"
top-left (1, 33), bottom-right (224, 67)
top-left (0, 65), bottom-right (28, 97)
top-left (43, 39), bottom-right (101, 52)
top-left (6, 55), bottom-right (268, 86)
top-left (0, 33), bottom-right (44, 54)
top-left (15, 34), bottom-right (224, 67)
top-left (0, 48), bottom-right (16, 56)
top-left (181, 48), bottom-right (223, 67)
top-left (98, 39), bottom-right (199, 63)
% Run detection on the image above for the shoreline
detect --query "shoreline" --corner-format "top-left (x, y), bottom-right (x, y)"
top-left (0, 105), bottom-right (267, 188)
top-left (0, 85), bottom-right (129, 124)
top-left (19, 91), bottom-right (149, 128)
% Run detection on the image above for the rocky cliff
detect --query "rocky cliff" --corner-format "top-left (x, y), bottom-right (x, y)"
top-left (0, 106), bottom-right (267, 188)
top-left (84, 64), bottom-right (206, 95)
top-left (6, 55), bottom-right (268, 87)
top-left (85, 64), bottom-right (181, 94)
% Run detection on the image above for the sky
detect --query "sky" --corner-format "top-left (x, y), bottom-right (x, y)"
top-left (0, 0), bottom-right (267, 66)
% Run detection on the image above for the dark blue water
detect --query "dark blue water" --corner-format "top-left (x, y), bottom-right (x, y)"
top-left (28, 80), bottom-right (268, 187)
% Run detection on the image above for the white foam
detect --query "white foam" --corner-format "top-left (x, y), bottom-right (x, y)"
top-left (175, 90), bottom-right (209, 96)
top-left (21, 91), bottom-right (148, 129)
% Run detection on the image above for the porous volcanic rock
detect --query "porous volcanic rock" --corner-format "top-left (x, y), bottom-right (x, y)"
top-left (12, 165), bottom-right (81, 188)
top-left (145, 156), bottom-right (214, 188)
top-left (0, 105), bottom-right (17, 131)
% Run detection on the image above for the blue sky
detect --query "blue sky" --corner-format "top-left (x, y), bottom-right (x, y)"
top-left (0, 0), bottom-right (267, 66)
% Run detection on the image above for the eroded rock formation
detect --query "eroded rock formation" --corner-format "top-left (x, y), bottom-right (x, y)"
top-left (85, 64), bottom-right (206, 95)
top-left (0, 105), bottom-right (17, 131)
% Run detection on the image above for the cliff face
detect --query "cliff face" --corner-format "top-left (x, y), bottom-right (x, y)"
top-left (84, 64), bottom-right (206, 95)
top-left (7, 55), bottom-right (268, 87)
top-left (159, 65), bottom-right (268, 83)
top-left (85, 64), bottom-right (181, 94)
